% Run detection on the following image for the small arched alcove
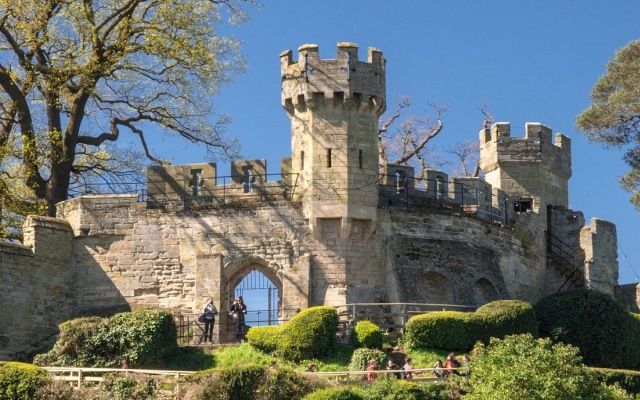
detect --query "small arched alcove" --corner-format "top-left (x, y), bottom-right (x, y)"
top-left (472, 278), bottom-right (499, 306)
top-left (417, 271), bottom-right (454, 304)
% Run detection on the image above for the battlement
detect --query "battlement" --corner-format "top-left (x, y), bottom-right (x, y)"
top-left (480, 122), bottom-right (571, 179)
top-left (280, 43), bottom-right (386, 115)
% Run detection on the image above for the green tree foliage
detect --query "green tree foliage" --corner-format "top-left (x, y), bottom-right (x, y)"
top-left (0, 362), bottom-right (49, 400)
top-left (463, 334), bottom-right (634, 400)
top-left (0, 0), bottom-right (252, 217)
top-left (535, 288), bottom-right (640, 368)
top-left (351, 320), bottom-right (384, 349)
top-left (576, 39), bottom-right (640, 209)
top-left (34, 309), bottom-right (177, 368)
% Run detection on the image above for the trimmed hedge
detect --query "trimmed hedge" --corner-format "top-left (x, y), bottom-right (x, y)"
top-left (0, 362), bottom-right (49, 400)
top-left (34, 309), bottom-right (178, 368)
top-left (246, 306), bottom-right (339, 361)
top-left (404, 300), bottom-right (538, 351)
top-left (246, 325), bottom-right (281, 353)
top-left (535, 288), bottom-right (640, 368)
top-left (475, 299), bottom-right (539, 343)
top-left (348, 348), bottom-right (387, 372)
top-left (351, 320), bottom-right (383, 349)
top-left (588, 368), bottom-right (640, 395)
top-left (303, 387), bottom-right (366, 400)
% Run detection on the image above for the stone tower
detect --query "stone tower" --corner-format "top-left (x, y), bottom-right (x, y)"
top-left (280, 43), bottom-right (386, 238)
top-left (479, 122), bottom-right (572, 215)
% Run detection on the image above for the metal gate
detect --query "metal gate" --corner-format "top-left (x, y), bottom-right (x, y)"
top-left (233, 269), bottom-right (280, 326)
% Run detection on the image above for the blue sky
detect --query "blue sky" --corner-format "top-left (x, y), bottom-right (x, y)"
top-left (145, 1), bottom-right (640, 284)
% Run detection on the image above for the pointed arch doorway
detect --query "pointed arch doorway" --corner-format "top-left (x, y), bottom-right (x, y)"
top-left (226, 265), bottom-right (282, 329)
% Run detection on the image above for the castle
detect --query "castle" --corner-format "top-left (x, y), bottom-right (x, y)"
top-left (0, 43), bottom-right (635, 358)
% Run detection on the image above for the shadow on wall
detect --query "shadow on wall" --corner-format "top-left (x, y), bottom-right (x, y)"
top-left (391, 237), bottom-right (507, 306)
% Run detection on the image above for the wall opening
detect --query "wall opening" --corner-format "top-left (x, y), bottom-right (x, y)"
top-left (300, 151), bottom-right (305, 170)
top-left (327, 148), bottom-right (332, 168)
top-left (358, 149), bottom-right (363, 169)
top-left (514, 199), bottom-right (533, 213)
top-left (231, 268), bottom-right (280, 327)
top-left (472, 278), bottom-right (499, 305)
top-left (190, 169), bottom-right (203, 197)
top-left (417, 271), bottom-right (454, 303)
top-left (242, 167), bottom-right (254, 193)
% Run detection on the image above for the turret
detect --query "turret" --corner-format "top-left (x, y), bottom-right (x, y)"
top-left (281, 43), bottom-right (386, 238)
top-left (479, 122), bottom-right (571, 213)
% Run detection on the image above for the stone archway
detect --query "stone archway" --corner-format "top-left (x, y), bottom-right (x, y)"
top-left (226, 264), bottom-right (283, 327)
top-left (472, 278), bottom-right (499, 305)
top-left (417, 271), bottom-right (454, 304)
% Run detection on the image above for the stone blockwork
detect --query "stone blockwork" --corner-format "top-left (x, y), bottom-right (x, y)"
top-left (0, 42), bottom-right (625, 357)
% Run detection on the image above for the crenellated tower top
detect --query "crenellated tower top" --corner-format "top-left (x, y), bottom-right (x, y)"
top-left (280, 43), bottom-right (386, 115)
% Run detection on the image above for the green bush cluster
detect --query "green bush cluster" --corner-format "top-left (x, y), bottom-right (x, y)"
top-left (246, 306), bottom-right (339, 361)
top-left (351, 321), bottom-right (383, 349)
top-left (245, 325), bottom-right (280, 353)
top-left (589, 368), bottom-right (640, 395)
top-left (302, 387), bottom-right (366, 400)
top-left (404, 300), bottom-right (538, 350)
top-left (0, 362), bottom-right (49, 400)
top-left (191, 365), bottom-right (323, 400)
top-left (348, 348), bottom-right (387, 372)
top-left (535, 288), bottom-right (640, 369)
top-left (101, 374), bottom-right (157, 400)
top-left (34, 309), bottom-right (178, 368)
top-left (463, 334), bottom-right (633, 400)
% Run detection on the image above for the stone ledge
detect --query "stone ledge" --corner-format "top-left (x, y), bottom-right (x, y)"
top-left (0, 241), bottom-right (33, 256)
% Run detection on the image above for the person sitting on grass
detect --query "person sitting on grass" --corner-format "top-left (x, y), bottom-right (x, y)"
top-left (403, 357), bottom-right (414, 379)
top-left (433, 359), bottom-right (444, 378)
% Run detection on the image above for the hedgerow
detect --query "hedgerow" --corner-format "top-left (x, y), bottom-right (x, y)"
top-left (404, 300), bottom-right (538, 351)
top-left (348, 348), bottom-right (386, 372)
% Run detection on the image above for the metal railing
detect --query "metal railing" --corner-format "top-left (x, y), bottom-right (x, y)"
top-left (176, 308), bottom-right (300, 345)
top-left (336, 302), bottom-right (477, 334)
top-left (68, 173), bottom-right (300, 207)
top-left (547, 232), bottom-right (584, 291)
top-left (378, 175), bottom-right (510, 225)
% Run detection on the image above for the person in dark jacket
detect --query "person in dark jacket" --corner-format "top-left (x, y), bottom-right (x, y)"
top-left (200, 298), bottom-right (218, 343)
top-left (229, 297), bottom-right (247, 342)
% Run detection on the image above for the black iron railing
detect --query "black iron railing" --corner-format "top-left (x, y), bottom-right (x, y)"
top-left (547, 232), bottom-right (583, 291)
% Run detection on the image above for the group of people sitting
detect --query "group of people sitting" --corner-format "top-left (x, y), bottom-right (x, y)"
top-left (366, 353), bottom-right (470, 381)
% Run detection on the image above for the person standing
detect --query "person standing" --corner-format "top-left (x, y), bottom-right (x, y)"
top-left (200, 298), bottom-right (218, 343)
top-left (366, 359), bottom-right (378, 382)
top-left (229, 297), bottom-right (247, 343)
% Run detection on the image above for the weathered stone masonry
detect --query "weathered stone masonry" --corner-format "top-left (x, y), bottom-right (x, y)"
top-left (0, 42), bottom-right (629, 358)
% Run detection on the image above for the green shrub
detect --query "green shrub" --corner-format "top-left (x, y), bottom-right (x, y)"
top-left (33, 317), bottom-right (104, 367)
top-left (588, 368), bottom-right (640, 395)
top-left (420, 383), bottom-right (453, 400)
top-left (475, 300), bottom-right (538, 343)
top-left (101, 374), bottom-right (157, 400)
top-left (302, 387), bottom-right (366, 400)
top-left (352, 321), bottom-right (383, 349)
top-left (404, 300), bottom-right (540, 351)
top-left (246, 325), bottom-right (281, 353)
top-left (348, 348), bottom-right (386, 372)
top-left (364, 379), bottom-right (425, 400)
top-left (196, 365), bottom-right (266, 400)
top-left (259, 368), bottom-right (322, 400)
top-left (404, 311), bottom-right (477, 350)
top-left (463, 334), bottom-right (613, 400)
top-left (35, 309), bottom-right (178, 368)
top-left (0, 362), bottom-right (49, 400)
top-left (535, 288), bottom-right (639, 368)
top-left (276, 306), bottom-right (339, 361)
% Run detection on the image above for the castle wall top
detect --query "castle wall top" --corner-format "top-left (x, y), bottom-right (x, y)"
top-left (280, 43), bottom-right (386, 114)
top-left (480, 121), bottom-right (572, 178)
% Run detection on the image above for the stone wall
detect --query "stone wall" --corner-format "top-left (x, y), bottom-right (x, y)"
top-left (0, 216), bottom-right (74, 359)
